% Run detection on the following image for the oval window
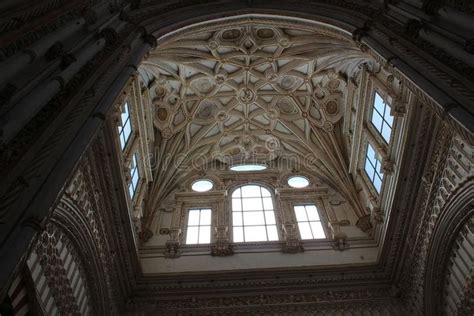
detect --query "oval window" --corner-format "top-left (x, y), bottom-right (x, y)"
top-left (288, 176), bottom-right (309, 188)
top-left (230, 164), bottom-right (267, 172)
top-left (192, 180), bottom-right (213, 192)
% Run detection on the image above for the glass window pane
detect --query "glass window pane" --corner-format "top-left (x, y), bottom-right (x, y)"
top-left (371, 112), bottom-right (383, 132)
top-left (120, 134), bottom-right (125, 149)
top-left (232, 188), bottom-right (241, 198)
top-left (128, 184), bottom-right (134, 198)
top-left (121, 112), bottom-right (128, 126)
top-left (382, 126), bottom-right (391, 143)
top-left (288, 176), bottom-right (309, 188)
top-left (385, 108), bottom-right (394, 127)
top-left (374, 93), bottom-right (385, 113)
top-left (294, 206), bottom-right (307, 222)
top-left (192, 180), bottom-right (213, 192)
top-left (186, 227), bottom-right (199, 244)
top-left (244, 226), bottom-right (267, 242)
top-left (310, 222), bottom-right (326, 239)
top-left (233, 212), bottom-right (243, 226)
top-left (233, 226), bottom-right (244, 242)
top-left (264, 211), bottom-right (276, 225)
top-left (188, 210), bottom-right (200, 225)
top-left (232, 198), bottom-right (242, 211)
top-left (367, 144), bottom-right (375, 160)
top-left (365, 158), bottom-right (375, 178)
top-left (242, 197), bottom-right (263, 211)
top-left (267, 225), bottom-right (279, 241)
top-left (262, 197), bottom-right (273, 210)
top-left (124, 121), bottom-right (131, 138)
top-left (132, 172), bottom-right (139, 186)
top-left (243, 211), bottom-right (265, 226)
top-left (305, 205), bottom-right (319, 221)
top-left (373, 175), bottom-right (382, 192)
top-left (200, 209), bottom-right (211, 225)
top-left (199, 226), bottom-right (211, 244)
top-left (298, 222), bottom-right (313, 239)
top-left (260, 187), bottom-right (271, 197)
top-left (241, 185), bottom-right (261, 197)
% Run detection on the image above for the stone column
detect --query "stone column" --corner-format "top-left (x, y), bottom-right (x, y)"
top-left (211, 199), bottom-right (233, 256)
top-left (164, 203), bottom-right (182, 258)
top-left (279, 196), bottom-right (303, 253)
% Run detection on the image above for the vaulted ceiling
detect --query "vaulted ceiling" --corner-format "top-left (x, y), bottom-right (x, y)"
top-left (139, 19), bottom-right (380, 225)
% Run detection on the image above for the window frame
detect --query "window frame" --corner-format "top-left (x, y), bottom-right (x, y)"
top-left (184, 207), bottom-right (213, 245)
top-left (128, 152), bottom-right (140, 199)
top-left (117, 102), bottom-right (133, 150)
top-left (288, 199), bottom-right (330, 241)
top-left (293, 204), bottom-right (327, 240)
top-left (370, 91), bottom-right (394, 144)
top-left (230, 183), bottom-right (280, 243)
top-left (363, 142), bottom-right (384, 194)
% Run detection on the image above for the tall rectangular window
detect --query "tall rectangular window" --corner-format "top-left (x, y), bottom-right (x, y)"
top-left (118, 102), bottom-right (132, 150)
top-left (128, 153), bottom-right (140, 198)
top-left (185, 208), bottom-right (211, 244)
top-left (364, 143), bottom-right (383, 193)
top-left (371, 92), bottom-right (393, 143)
top-left (294, 205), bottom-right (325, 240)
top-left (232, 185), bottom-right (278, 242)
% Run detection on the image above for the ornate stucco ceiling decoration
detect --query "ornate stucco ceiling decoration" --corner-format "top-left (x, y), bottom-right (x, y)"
top-left (139, 17), bottom-right (379, 227)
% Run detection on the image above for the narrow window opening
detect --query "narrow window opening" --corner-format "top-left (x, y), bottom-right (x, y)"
top-left (128, 153), bottom-right (140, 198)
top-left (371, 92), bottom-right (393, 143)
top-left (364, 143), bottom-right (383, 193)
top-left (185, 208), bottom-right (212, 244)
top-left (294, 205), bottom-right (326, 239)
top-left (118, 102), bottom-right (132, 150)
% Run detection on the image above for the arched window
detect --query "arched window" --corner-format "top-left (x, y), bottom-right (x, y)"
top-left (231, 185), bottom-right (278, 242)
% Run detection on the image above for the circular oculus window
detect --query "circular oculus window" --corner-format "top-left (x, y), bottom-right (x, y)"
top-left (230, 164), bottom-right (267, 172)
top-left (287, 176), bottom-right (309, 188)
top-left (191, 180), bottom-right (213, 192)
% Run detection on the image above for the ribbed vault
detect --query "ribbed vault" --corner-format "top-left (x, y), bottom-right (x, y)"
top-left (139, 17), bottom-right (379, 227)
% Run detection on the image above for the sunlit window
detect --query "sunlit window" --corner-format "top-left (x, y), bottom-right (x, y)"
top-left (185, 208), bottom-right (211, 244)
top-left (371, 92), bottom-right (393, 143)
top-left (230, 164), bottom-right (267, 172)
top-left (128, 153), bottom-right (140, 198)
top-left (232, 185), bottom-right (278, 242)
top-left (191, 180), bottom-right (213, 192)
top-left (118, 102), bottom-right (132, 150)
top-left (288, 176), bottom-right (309, 188)
top-left (294, 205), bottom-right (325, 239)
top-left (364, 143), bottom-right (383, 193)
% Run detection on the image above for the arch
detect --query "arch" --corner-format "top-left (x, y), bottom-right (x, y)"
top-left (49, 196), bottom-right (113, 315)
top-left (424, 179), bottom-right (474, 315)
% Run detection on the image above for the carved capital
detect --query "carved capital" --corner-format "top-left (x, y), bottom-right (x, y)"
top-left (164, 241), bottom-right (181, 258)
top-left (382, 158), bottom-right (395, 175)
top-left (282, 239), bottom-right (304, 253)
top-left (356, 215), bottom-right (373, 234)
top-left (371, 207), bottom-right (384, 224)
top-left (139, 227), bottom-right (153, 243)
top-left (332, 232), bottom-right (349, 251)
top-left (211, 241), bottom-right (234, 256)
